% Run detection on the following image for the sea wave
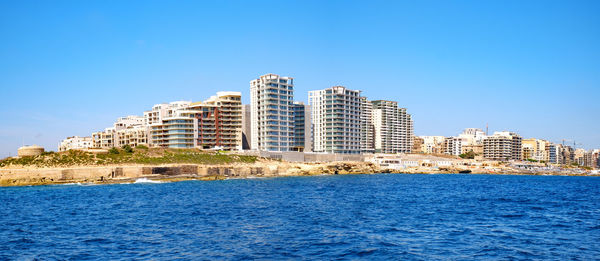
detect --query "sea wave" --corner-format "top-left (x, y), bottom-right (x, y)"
top-left (133, 178), bottom-right (162, 184)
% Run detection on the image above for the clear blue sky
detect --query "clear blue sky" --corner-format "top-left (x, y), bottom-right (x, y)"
top-left (1, 0), bottom-right (599, 157)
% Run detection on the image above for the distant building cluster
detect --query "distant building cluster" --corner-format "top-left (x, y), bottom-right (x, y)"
top-left (58, 73), bottom-right (414, 155)
top-left (415, 128), bottom-right (600, 169)
top-left (60, 92), bottom-right (243, 151)
top-left (57, 73), bottom-right (599, 169)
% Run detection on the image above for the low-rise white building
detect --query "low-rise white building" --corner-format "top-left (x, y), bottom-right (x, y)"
top-left (59, 136), bottom-right (93, 151)
top-left (443, 136), bottom-right (465, 156)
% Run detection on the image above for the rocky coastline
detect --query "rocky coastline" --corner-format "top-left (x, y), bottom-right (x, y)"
top-left (0, 160), bottom-right (592, 187)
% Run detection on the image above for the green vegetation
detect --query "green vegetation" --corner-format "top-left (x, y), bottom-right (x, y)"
top-left (0, 148), bottom-right (257, 168)
top-left (122, 145), bottom-right (133, 153)
top-left (459, 151), bottom-right (476, 159)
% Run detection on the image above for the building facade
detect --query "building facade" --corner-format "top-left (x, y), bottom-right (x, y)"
top-left (150, 92), bottom-right (242, 150)
top-left (371, 100), bottom-right (413, 153)
top-left (420, 136), bottom-right (446, 154)
top-left (443, 137), bottom-right (465, 156)
top-left (522, 138), bottom-right (549, 162)
top-left (458, 128), bottom-right (487, 145)
top-left (59, 136), bottom-right (93, 151)
top-left (309, 86), bottom-right (361, 154)
top-left (291, 101), bottom-right (312, 152)
top-left (250, 74), bottom-right (294, 151)
top-left (359, 97), bottom-right (375, 154)
top-left (483, 131), bottom-right (522, 161)
top-left (92, 115), bottom-right (149, 149)
top-left (241, 104), bottom-right (251, 150)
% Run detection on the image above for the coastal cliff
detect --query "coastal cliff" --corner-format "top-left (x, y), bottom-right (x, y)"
top-left (0, 161), bottom-right (387, 186)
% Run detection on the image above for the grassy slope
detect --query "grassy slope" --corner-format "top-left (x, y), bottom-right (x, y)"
top-left (0, 148), bottom-right (257, 168)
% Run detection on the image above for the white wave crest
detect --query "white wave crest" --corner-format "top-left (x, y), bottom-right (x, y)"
top-left (134, 178), bottom-right (162, 184)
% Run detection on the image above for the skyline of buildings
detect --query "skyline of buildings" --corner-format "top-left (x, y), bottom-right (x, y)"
top-left (53, 73), bottom-right (599, 168)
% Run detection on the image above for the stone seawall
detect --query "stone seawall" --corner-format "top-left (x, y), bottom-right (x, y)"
top-left (0, 161), bottom-right (387, 186)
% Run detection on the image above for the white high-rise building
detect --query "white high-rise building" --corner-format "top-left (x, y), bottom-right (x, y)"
top-left (371, 100), bottom-right (414, 154)
top-left (309, 86), bottom-right (361, 154)
top-left (250, 74), bottom-right (294, 151)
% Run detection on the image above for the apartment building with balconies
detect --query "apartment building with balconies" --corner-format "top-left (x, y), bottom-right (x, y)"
top-left (92, 115), bottom-right (149, 149)
top-left (309, 86), bottom-right (361, 154)
top-left (419, 136), bottom-right (446, 154)
top-left (193, 91), bottom-right (242, 151)
top-left (371, 100), bottom-right (413, 154)
top-left (483, 131), bottom-right (522, 161)
top-left (522, 138), bottom-right (550, 162)
top-left (250, 74), bottom-right (294, 151)
top-left (443, 136), bottom-right (465, 156)
top-left (150, 92), bottom-right (242, 150)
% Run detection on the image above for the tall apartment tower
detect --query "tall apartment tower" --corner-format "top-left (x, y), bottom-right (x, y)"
top-left (250, 74), bottom-right (294, 151)
top-left (360, 97), bottom-right (375, 153)
top-left (371, 100), bottom-right (414, 154)
top-left (309, 86), bottom-right (361, 154)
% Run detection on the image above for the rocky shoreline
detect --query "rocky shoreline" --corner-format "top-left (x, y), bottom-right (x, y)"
top-left (0, 160), bottom-right (593, 187)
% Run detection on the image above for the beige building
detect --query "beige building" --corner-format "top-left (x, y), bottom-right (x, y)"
top-left (92, 128), bottom-right (116, 149)
top-left (90, 92), bottom-right (241, 151)
top-left (115, 126), bottom-right (148, 148)
top-left (93, 115), bottom-right (149, 149)
top-left (419, 136), bottom-right (446, 154)
top-left (150, 92), bottom-right (242, 150)
top-left (574, 148), bottom-right (596, 168)
top-left (462, 144), bottom-right (483, 155)
top-left (483, 131), bottom-right (522, 161)
top-left (522, 138), bottom-right (549, 162)
top-left (412, 136), bottom-right (424, 153)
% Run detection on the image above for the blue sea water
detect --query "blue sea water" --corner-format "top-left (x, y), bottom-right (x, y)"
top-left (1, 174), bottom-right (599, 260)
